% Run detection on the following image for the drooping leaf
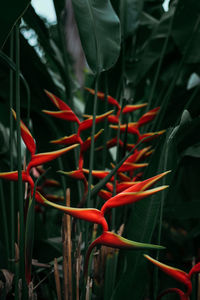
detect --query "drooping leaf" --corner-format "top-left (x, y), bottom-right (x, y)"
top-left (71, 0), bottom-right (121, 73)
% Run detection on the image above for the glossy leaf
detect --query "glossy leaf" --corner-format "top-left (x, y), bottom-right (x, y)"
top-left (71, 0), bottom-right (121, 73)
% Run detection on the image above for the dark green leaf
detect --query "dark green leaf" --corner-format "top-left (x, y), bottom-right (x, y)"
top-left (71, 0), bottom-right (121, 73)
top-left (0, 0), bottom-right (31, 48)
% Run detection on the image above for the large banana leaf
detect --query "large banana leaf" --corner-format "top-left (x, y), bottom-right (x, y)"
top-left (0, 0), bottom-right (30, 48)
top-left (71, 0), bottom-right (121, 74)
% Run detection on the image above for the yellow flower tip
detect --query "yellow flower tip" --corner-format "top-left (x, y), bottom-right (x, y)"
top-left (144, 254), bottom-right (151, 260)
top-left (158, 129), bottom-right (166, 134)
top-left (11, 108), bottom-right (16, 119)
top-left (159, 185), bottom-right (169, 191)
top-left (83, 114), bottom-right (92, 118)
top-left (42, 109), bottom-right (49, 114)
top-left (50, 139), bottom-right (57, 144)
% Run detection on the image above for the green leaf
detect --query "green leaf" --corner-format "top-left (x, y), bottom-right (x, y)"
top-left (122, 0), bottom-right (144, 38)
top-left (0, 0), bottom-right (31, 48)
top-left (71, 0), bottom-right (121, 74)
top-left (172, 0), bottom-right (200, 63)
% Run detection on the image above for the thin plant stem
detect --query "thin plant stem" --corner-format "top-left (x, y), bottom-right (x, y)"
top-left (54, 258), bottom-right (62, 300)
top-left (15, 22), bottom-right (26, 298)
top-left (112, 37), bottom-right (126, 229)
top-left (87, 73), bottom-right (100, 208)
top-left (102, 73), bottom-right (109, 169)
top-left (85, 73), bottom-right (100, 280)
top-left (0, 181), bottom-right (9, 268)
top-left (153, 136), bottom-right (169, 300)
top-left (9, 30), bottom-right (15, 268)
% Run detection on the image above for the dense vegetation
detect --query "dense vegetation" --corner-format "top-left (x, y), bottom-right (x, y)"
top-left (0, 0), bottom-right (200, 299)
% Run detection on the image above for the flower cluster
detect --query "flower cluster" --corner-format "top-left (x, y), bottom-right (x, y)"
top-left (41, 90), bottom-right (169, 276)
top-left (0, 90), bottom-right (169, 284)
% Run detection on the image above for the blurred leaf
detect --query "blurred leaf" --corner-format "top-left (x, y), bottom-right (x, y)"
top-left (172, 0), bottom-right (200, 63)
top-left (165, 201), bottom-right (200, 219)
top-left (121, 0), bottom-right (144, 38)
top-left (0, 0), bottom-right (30, 48)
top-left (71, 0), bottom-right (121, 73)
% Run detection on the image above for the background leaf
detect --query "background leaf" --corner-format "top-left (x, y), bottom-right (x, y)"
top-left (71, 0), bottom-right (121, 73)
top-left (0, 0), bottom-right (31, 48)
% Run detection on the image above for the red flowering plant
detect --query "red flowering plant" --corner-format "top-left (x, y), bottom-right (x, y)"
top-left (39, 90), bottom-right (170, 279)
top-left (0, 109), bottom-right (78, 206)
top-left (0, 90), bottom-right (169, 286)
top-left (144, 255), bottom-right (200, 300)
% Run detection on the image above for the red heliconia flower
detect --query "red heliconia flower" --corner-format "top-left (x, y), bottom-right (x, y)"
top-left (58, 169), bottom-right (88, 198)
top-left (106, 181), bottom-right (140, 193)
top-left (122, 103), bottom-right (147, 114)
top-left (98, 189), bottom-right (112, 201)
top-left (138, 130), bottom-right (165, 142)
top-left (42, 179), bottom-right (61, 188)
top-left (110, 122), bottom-right (140, 136)
top-left (101, 186), bottom-right (168, 215)
top-left (117, 172), bottom-right (131, 181)
top-left (144, 255), bottom-right (193, 297)
top-left (85, 87), bottom-right (121, 114)
top-left (26, 144), bottom-right (78, 173)
top-left (83, 168), bottom-right (115, 181)
top-left (59, 169), bottom-right (86, 181)
top-left (137, 107), bottom-right (160, 127)
top-left (50, 134), bottom-right (82, 145)
top-left (44, 90), bottom-right (81, 125)
top-left (80, 129), bottom-right (103, 153)
top-left (110, 161), bottom-right (148, 173)
top-left (107, 115), bottom-right (119, 124)
top-left (42, 109), bottom-right (80, 124)
top-left (36, 191), bottom-right (108, 231)
top-left (96, 137), bottom-right (124, 151)
top-left (78, 110), bottom-right (113, 135)
top-left (188, 262), bottom-right (200, 278)
top-left (12, 109), bottom-right (36, 156)
top-left (124, 147), bottom-right (151, 164)
top-left (84, 231), bottom-right (165, 277)
top-left (0, 111), bottom-right (79, 208)
top-left (44, 90), bottom-right (72, 111)
top-left (0, 170), bottom-right (34, 189)
top-left (125, 143), bottom-right (136, 151)
top-left (101, 171), bottom-right (170, 215)
top-left (157, 288), bottom-right (189, 300)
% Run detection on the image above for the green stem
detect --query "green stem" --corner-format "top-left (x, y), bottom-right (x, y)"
top-left (102, 73), bottom-right (109, 169)
top-left (0, 181), bottom-right (9, 268)
top-left (112, 37), bottom-right (126, 229)
top-left (153, 137), bottom-right (169, 300)
top-left (9, 31), bottom-right (15, 269)
top-left (15, 22), bottom-right (26, 297)
top-left (87, 74), bottom-right (100, 208)
top-left (85, 73), bottom-right (99, 274)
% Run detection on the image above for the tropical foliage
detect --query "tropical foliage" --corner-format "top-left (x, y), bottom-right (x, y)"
top-left (0, 0), bottom-right (200, 300)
